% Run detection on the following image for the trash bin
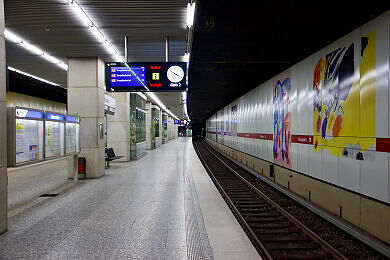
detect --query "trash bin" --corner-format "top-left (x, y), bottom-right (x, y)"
top-left (78, 157), bottom-right (86, 179)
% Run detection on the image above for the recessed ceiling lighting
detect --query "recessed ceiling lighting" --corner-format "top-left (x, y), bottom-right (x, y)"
top-left (43, 28), bottom-right (52, 32)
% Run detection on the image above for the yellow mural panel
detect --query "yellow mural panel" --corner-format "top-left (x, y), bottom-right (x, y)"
top-left (313, 31), bottom-right (376, 160)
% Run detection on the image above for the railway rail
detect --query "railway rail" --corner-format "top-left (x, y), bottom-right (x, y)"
top-left (193, 140), bottom-right (387, 260)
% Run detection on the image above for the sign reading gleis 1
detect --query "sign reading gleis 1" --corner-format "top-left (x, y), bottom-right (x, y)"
top-left (105, 62), bottom-right (187, 92)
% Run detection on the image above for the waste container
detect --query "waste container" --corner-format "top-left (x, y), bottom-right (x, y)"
top-left (78, 157), bottom-right (86, 179)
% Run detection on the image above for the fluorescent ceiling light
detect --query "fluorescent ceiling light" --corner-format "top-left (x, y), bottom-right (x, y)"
top-left (181, 91), bottom-right (190, 121)
top-left (4, 29), bottom-right (68, 70)
top-left (183, 53), bottom-right (190, 63)
top-left (69, 0), bottom-right (123, 60)
top-left (8, 67), bottom-right (60, 86)
top-left (4, 30), bottom-right (22, 43)
top-left (91, 25), bottom-right (105, 43)
top-left (145, 92), bottom-right (180, 120)
top-left (70, 0), bottom-right (93, 27)
top-left (187, 3), bottom-right (196, 27)
top-left (136, 92), bottom-right (147, 101)
top-left (42, 53), bottom-right (61, 64)
top-left (20, 41), bottom-right (43, 55)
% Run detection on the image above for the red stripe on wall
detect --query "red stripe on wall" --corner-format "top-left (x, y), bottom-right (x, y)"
top-left (291, 135), bottom-right (314, 144)
top-left (237, 133), bottom-right (273, 140)
top-left (376, 138), bottom-right (390, 152)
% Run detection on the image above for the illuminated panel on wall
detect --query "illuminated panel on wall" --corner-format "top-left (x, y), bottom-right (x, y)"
top-left (15, 108), bottom-right (43, 119)
top-left (66, 115), bottom-right (80, 123)
top-left (46, 113), bottom-right (65, 121)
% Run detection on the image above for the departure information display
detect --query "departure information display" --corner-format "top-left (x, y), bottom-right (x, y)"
top-left (106, 62), bottom-right (187, 92)
top-left (109, 66), bottom-right (146, 87)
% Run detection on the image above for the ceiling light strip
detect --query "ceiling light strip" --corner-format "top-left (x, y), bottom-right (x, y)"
top-left (145, 92), bottom-right (179, 120)
top-left (8, 67), bottom-right (60, 86)
top-left (4, 29), bottom-right (68, 71)
top-left (69, 0), bottom-right (124, 62)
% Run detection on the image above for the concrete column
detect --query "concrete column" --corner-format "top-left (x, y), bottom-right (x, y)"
top-left (0, 0), bottom-right (7, 234)
top-left (107, 92), bottom-right (130, 161)
top-left (67, 58), bottom-right (105, 178)
top-left (145, 101), bottom-right (152, 150)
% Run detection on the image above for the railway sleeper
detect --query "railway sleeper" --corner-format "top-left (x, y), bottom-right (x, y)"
top-left (253, 227), bottom-right (301, 234)
top-left (244, 216), bottom-right (285, 223)
top-left (270, 251), bottom-right (330, 259)
top-left (235, 204), bottom-right (268, 209)
top-left (249, 222), bottom-right (293, 228)
top-left (238, 208), bottom-right (273, 213)
top-left (260, 234), bottom-right (311, 242)
top-left (266, 241), bottom-right (320, 250)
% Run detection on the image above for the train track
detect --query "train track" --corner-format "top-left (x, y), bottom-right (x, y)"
top-left (193, 140), bottom-right (387, 260)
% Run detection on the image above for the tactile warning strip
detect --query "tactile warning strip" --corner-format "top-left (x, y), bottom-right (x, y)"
top-left (183, 141), bottom-right (213, 260)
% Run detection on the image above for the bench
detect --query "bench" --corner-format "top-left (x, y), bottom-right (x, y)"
top-left (105, 148), bottom-right (124, 168)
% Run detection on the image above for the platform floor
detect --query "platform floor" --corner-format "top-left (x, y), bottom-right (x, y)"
top-left (0, 138), bottom-right (260, 259)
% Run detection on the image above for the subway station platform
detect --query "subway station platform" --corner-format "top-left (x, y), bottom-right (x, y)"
top-left (0, 138), bottom-right (260, 260)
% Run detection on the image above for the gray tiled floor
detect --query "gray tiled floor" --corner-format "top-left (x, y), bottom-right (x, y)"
top-left (0, 138), bottom-right (193, 259)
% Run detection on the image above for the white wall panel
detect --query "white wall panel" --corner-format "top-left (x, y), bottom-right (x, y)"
top-left (339, 149), bottom-right (361, 192)
top-left (206, 12), bottom-right (390, 203)
top-left (360, 151), bottom-right (389, 201)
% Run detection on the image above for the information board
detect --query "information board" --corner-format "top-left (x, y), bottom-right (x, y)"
top-left (45, 121), bottom-right (64, 157)
top-left (66, 123), bottom-right (80, 154)
top-left (15, 119), bottom-right (43, 163)
top-left (106, 62), bottom-right (187, 92)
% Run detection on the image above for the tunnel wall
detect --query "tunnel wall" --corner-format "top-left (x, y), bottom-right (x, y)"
top-left (206, 11), bottom-right (390, 242)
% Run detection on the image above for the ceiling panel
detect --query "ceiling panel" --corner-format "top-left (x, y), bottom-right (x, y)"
top-left (4, 0), bottom-right (188, 119)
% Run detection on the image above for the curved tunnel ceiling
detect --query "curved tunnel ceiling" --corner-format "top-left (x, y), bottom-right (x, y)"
top-left (187, 1), bottom-right (390, 123)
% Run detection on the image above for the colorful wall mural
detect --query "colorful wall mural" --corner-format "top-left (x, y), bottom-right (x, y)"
top-left (313, 31), bottom-right (376, 160)
top-left (273, 72), bottom-right (292, 168)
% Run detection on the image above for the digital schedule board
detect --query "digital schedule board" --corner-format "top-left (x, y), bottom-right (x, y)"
top-left (106, 62), bottom-right (187, 92)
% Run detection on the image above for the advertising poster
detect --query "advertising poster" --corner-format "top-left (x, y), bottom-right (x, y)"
top-left (15, 119), bottom-right (42, 163)
top-left (45, 121), bottom-right (64, 157)
top-left (66, 123), bottom-right (78, 153)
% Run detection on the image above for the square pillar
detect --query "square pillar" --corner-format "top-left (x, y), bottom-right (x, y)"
top-left (107, 92), bottom-right (130, 161)
top-left (67, 58), bottom-right (105, 178)
top-left (0, 0), bottom-right (7, 234)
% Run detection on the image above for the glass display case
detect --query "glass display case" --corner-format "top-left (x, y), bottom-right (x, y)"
top-left (7, 107), bottom-right (44, 166)
top-left (7, 107), bottom-right (80, 167)
top-left (45, 112), bottom-right (65, 158)
top-left (162, 113), bottom-right (168, 144)
top-left (65, 115), bottom-right (80, 154)
top-left (151, 106), bottom-right (160, 149)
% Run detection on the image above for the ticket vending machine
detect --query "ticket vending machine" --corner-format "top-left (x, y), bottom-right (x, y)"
top-left (44, 112), bottom-right (65, 159)
top-left (7, 107), bottom-right (45, 166)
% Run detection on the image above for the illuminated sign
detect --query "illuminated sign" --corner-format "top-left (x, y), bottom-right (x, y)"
top-left (66, 115), bottom-right (80, 123)
top-left (174, 120), bottom-right (181, 124)
top-left (106, 62), bottom-right (187, 92)
top-left (15, 108), bottom-right (43, 119)
top-left (46, 113), bottom-right (65, 121)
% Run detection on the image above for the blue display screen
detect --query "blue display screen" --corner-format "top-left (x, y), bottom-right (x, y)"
top-left (174, 120), bottom-right (181, 124)
top-left (15, 109), bottom-right (43, 119)
top-left (46, 113), bottom-right (64, 121)
top-left (110, 66), bottom-right (146, 87)
top-left (66, 115), bottom-right (79, 123)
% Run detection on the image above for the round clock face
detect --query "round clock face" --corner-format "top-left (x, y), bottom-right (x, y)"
top-left (167, 66), bottom-right (184, 83)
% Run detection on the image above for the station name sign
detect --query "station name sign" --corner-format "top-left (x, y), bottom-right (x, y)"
top-left (105, 62), bottom-right (187, 92)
